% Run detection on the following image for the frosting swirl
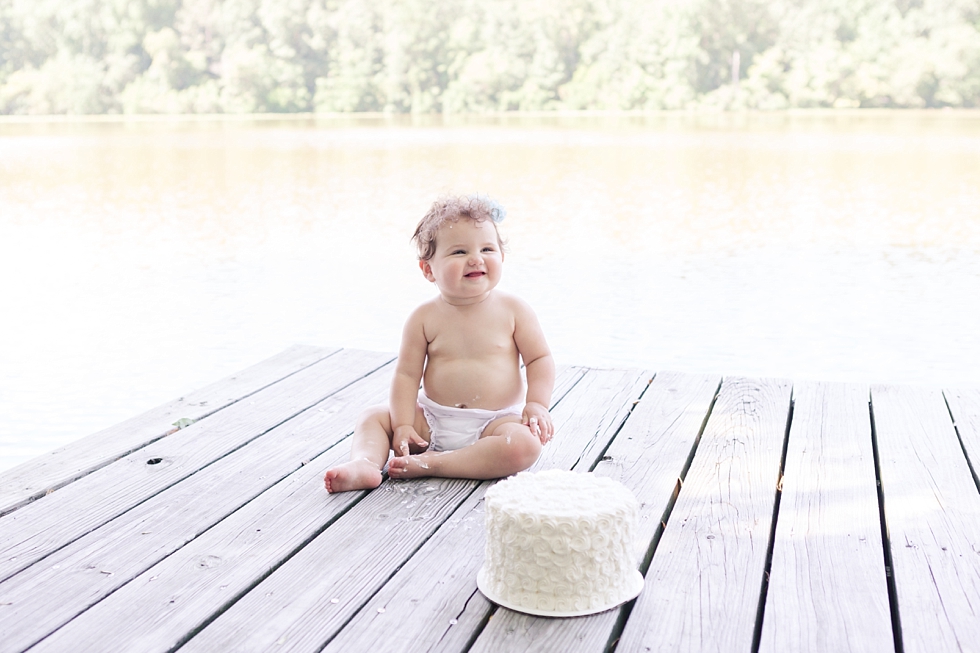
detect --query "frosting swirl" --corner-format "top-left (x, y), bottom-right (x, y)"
top-left (478, 469), bottom-right (643, 616)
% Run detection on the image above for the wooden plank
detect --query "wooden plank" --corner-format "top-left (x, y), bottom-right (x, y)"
top-left (872, 384), bottom-right (980, 653)
top-left (183, 477), bottom-right (478, 653)
top-left (0, 364), bottom-right (393, 653)
top-left (945, 387), bottom-right (980, 488)
top-left (26, 366), bottom-right (585, 653)
top-left (175, 367), bottom-right (589, 653)
top-left (0, 344), bottom-right (339, 516)
top-left (464, 371), bottom-right (720, 653)
top-left (24, 441), bottom-right (372, 653)
top-left (325, 367), bottom-right (662, 653)
top-left (759, 382), bottom-right (892, 653)
top-left (0, 348), bottom-right (393, 582)
top-left (616, 376), bottom-right (793, 653)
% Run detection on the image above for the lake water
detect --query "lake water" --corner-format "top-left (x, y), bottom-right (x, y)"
top-left (1, 111), bottom-right (979, 472)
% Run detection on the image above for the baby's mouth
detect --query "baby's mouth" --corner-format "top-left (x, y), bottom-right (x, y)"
top-left (465, 271), bottom-right (486, 278)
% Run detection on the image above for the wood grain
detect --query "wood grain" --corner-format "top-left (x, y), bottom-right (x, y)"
top-left (0, 344), bottom-right (339, 516)
top-left (0, 348), bottom-right (393, 582)
top-left (0, 364), bottom-right (392, 653)
top-left (176, 367), bottom-right (586, 653)
top-left (872, 384), bottom-right (980, 653)
top-left (26, 366), bottom-right (583, 653)
top-left (323, 367), bottom-right (654, 653)
top-left (468, 371), bottom-right (721, 653)
top-left (24, 441), bottom-right (371, 653)
top-left (944, 387), bottom-right (980, 488)
top-left (615, 376), bottom-right (792, 653)
top-left (759, 382), bottom-right (892, 653)
top-left (9, 351), bottom-right (975, 653)
top-left (184, 476), bottom-right (477, 653)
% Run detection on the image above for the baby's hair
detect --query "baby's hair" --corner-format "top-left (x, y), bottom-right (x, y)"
top-left (412, 195), bottom-right (505, 261)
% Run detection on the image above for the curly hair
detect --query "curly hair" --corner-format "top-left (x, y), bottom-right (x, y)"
top-left (412, 195), bottom-right (505, 261)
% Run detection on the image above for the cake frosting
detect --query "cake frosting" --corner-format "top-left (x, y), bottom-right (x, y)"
top-left (477, 469), bottom-right (644, 616)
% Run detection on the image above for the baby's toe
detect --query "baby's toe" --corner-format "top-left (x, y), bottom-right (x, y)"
top-left (387, 458), bottom-right (406, 476)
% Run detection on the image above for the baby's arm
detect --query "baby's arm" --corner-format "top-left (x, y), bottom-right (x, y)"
top-left (390, 308), bottom-right (428, 456)
top-left (512, 298), bottom-right (556, 443)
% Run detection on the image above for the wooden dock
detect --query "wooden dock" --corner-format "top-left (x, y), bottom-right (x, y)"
top-left (1, 345), bottom-right (978, 653)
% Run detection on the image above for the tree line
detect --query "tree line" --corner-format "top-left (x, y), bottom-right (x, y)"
top-left (1, 0), bottom-right (978, 114)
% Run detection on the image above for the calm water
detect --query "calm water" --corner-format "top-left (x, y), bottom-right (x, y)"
top-left (1, 112), bottom-right (979, 472)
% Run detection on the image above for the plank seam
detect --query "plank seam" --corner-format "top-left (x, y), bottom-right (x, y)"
top-left (586, 373), bottom-right (656, 474)
top-left (605, 375), bottom-right (724, 653)
top-left (546, 366), bottom-right (590, 413)
top-left (0, 347), bottom-right (345, 518)
top-left (14, 434), bottom-right (360, 653)
top-left (457, 602), bottom-right (497, 653)
top-left (0, 356), bottom-right (396, 585)
top-left (167, 484), bottom-right (382, 653)
top-left (319, 369), bottom-right (591, 653)
top-left (444, 588), bottom-right (488, 648)
top-left (942, 392), bottom-right (980, 496)
top-left (314, 482), bottom-right (486, 653)
top-left (870, 393), bottom-right (906, 653)
top-left (750, 387), bottom-right (795, 653)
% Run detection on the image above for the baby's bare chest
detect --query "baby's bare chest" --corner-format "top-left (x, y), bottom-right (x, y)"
top-left (425, 308), bottom-right (516, 360)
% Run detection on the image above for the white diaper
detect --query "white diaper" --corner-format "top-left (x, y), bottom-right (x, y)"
top-left (418, 391), bottom-right (522, 452)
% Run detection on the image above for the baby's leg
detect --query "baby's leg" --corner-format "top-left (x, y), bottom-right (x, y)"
top-left (324, 405), bottom-right (390, 493)
top-left (324, 404), bottom-right (429, 493)
top-left (388, 418), bottom-right (541, 480)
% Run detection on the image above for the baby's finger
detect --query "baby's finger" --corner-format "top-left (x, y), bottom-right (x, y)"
top-left (528, 416), bottom-right (540, 437)
top-left (399, 441), bottom-right (410, 456)
top-left (539, 425), bottom-right (552, 444)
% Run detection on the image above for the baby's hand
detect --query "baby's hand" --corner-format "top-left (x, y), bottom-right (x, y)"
top-left (522, 402), bottom-right (554, 445)
top-left (392, 425), bottom-right (428, 457)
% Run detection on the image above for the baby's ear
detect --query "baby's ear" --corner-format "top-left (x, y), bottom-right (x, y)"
top-left (419, 259), bottom-right (434, 281)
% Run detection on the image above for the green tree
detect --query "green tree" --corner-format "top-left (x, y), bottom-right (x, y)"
top-left (1, 0), bottom-right (979, 113)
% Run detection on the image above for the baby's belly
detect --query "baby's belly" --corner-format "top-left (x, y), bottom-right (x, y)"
top-left (423, 358), bottom-right (524, 410)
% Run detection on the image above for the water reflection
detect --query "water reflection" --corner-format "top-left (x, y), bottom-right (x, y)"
top-left (1, 112), bottom-right (978, 471)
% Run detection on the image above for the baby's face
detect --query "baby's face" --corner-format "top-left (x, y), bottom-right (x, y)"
top-left (420, 218), bottom-right (503, 304)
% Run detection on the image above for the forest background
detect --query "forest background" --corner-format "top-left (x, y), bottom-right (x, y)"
top-left (1, 0), bottom-right (979, 114)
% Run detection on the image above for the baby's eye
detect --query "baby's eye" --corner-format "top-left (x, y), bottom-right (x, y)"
top-left (482, 247), bottom-right (496, 252)
top-left (452, 249), bottom-right (466, 255)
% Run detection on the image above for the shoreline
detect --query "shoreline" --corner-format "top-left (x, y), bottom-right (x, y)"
top-left (2, 107), bottom-right (980, 125)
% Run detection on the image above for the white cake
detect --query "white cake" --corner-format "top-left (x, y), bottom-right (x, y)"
top-left (477, 469), bottom-right (644, 616)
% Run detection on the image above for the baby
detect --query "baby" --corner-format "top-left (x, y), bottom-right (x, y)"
top-left (324, 195), bottom-right (555, 493)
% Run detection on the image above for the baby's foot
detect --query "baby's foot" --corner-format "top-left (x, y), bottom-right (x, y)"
top-left (324, 459), bottom-right (382, 493)
top-left (388, 453), bottom-right (435, 479)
